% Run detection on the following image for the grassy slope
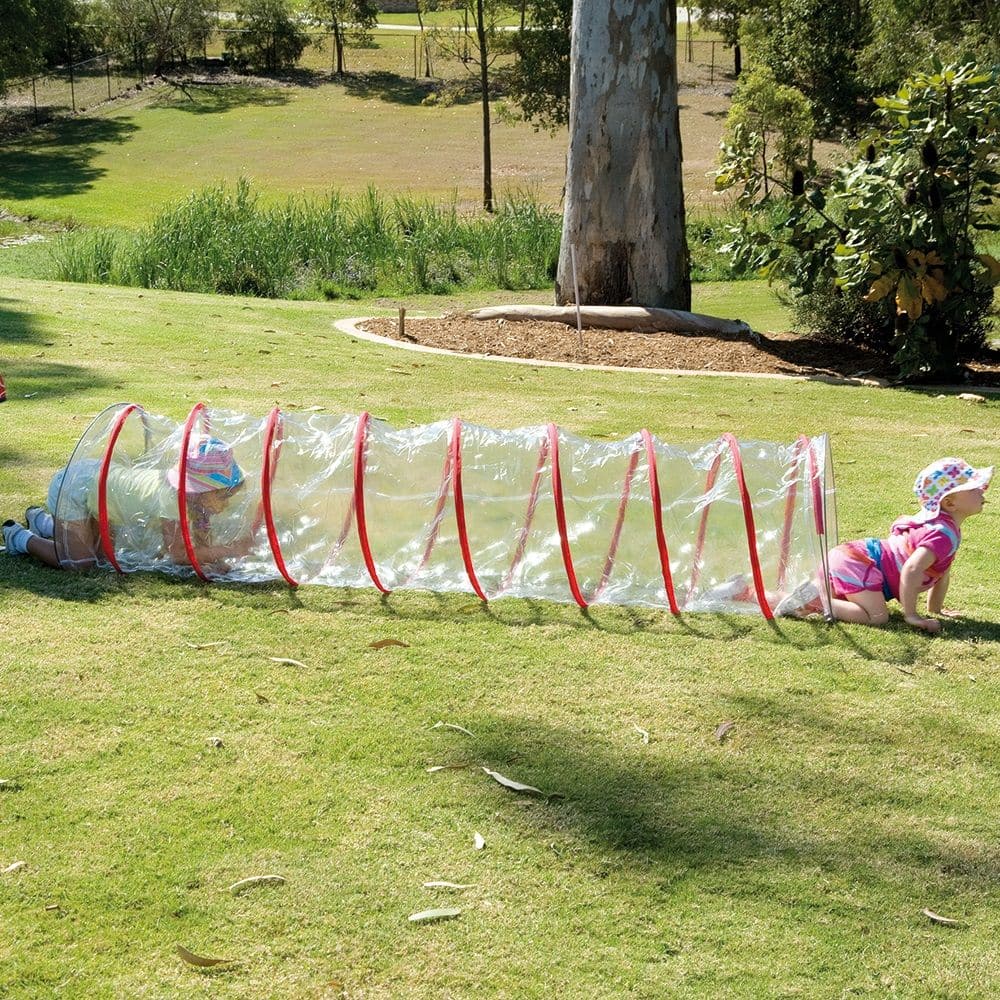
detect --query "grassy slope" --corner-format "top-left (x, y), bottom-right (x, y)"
top-left (0, 77), bottom-right (733, 229)
top-left (1, 278), bottom-right (998, 998)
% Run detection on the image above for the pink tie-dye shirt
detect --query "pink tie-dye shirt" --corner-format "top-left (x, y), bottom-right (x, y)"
top-left (879, 512), bottom-right (961, 599)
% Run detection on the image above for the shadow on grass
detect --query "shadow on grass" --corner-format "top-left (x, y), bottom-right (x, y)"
top-left (148, 79), bottom-right (293, 114)
top-left (340, 70), bottom-right (440, 106)
top-left (457, 715), bottom-right (998, 897)
top-left (0, 117), bottom-right (139, 202)
top-left (1, 296), bottom-right (105, 398)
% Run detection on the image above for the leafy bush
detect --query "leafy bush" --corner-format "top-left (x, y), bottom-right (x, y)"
top-left (716, 66), bottom-right (814, 200)
top-left (718, 62), bottom-right (1000, 380)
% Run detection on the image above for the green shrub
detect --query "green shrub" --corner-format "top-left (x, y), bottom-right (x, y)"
top-left (50, 180), bottom-right (562, 299)
top-left (718, 61), bottom-right (1000, 380)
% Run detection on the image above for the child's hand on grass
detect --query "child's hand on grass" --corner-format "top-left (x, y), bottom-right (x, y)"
top-left (904, 613), bottom-right (941, 633)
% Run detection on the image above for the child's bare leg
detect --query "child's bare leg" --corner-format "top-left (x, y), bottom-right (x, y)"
top-left (51, 518), bottom-right (99, 570)
top-left (830, 590), bottom-right (889, 626)
top-left (25, 535), bottom-right (61, 569)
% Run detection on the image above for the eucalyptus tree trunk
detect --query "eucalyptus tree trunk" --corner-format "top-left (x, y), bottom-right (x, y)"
top-left (555, 0), bottom-right (690, 308)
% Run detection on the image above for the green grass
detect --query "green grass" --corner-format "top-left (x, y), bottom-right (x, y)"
top-left (1, 277), bottom-right (998, 998)
top-left (0, 76), bottom-right (568, 228)
top-left (0, 74), bottom-right (736, 232)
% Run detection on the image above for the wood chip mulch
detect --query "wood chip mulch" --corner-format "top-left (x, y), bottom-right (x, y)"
top-left (360, 314), bottom-right (1000, 388)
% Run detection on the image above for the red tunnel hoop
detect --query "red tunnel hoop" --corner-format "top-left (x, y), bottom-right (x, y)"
top-left (350, 413), bottom-right (455, 595)
top-left (451, 419), bottom-right (487, 602)
top-left (688, 435), bottom-right (775, 620)
top-left (177, 402), bottom-right (210, 582)
top-left (640, 429), bottom-right (681, 615)
top-left (97, 403), bottom-right (145, 575)
top-left (722, 433), bottom-right (774, 619)
top-left (777, 435), bottom-right (827, 591)
top-left (262, 406), bottom-right (298, 588)
top-left (548, 423), bottom-right (588, 609)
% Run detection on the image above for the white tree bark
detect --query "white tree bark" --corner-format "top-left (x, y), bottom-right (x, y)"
top-left (556, 0), bottom-right (690, 309)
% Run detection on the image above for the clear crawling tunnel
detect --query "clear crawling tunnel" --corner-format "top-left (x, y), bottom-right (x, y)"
top-left (53, 403), bottom-right (838, 619)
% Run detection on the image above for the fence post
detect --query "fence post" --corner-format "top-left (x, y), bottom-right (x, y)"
top-left (31, 77), bottom-right (39, 125)
top-left (413, 35), bottom-right (417, 79)
top-left (710, 41), bottom-right (715, 85)
top-left (106, 54), bottom-right (113, 100)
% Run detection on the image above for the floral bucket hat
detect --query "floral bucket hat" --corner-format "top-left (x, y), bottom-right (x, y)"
top-left (913, 457), bottom-right (993, 520)
top-left (168, 436), bottom-right (245, 495)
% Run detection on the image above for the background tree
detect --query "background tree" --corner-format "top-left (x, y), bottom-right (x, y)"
top-left (0, 0), bottom-right (86, 94)
top-left (742, 0), bottom-right (867, 128)
top-left (98, 0), bottom-right (212, 73)
top-left (433, 1), bottom-right (515, 212)
top-left (305, 0), bottom-right (378, 77)
top-left (230, 0), bottom-right (308, 74)
top-left (859, 0), bottom-right (1000, 94)
top-left (556, 0), bottom-right (689, 308)
top-left (501, 0), bottom-right (571, 130)
top-left (696, 0), bottom-right (745, 76)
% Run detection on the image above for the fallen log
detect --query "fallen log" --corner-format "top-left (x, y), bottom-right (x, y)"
top-left (465, 304), bottom-right (755, 340)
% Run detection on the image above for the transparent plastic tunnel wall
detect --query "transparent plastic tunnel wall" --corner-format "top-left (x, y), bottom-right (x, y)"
top-left (55, 403), bottom-right (838, 619)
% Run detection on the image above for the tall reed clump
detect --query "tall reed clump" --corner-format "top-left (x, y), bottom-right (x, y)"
top-left (50, 180), bottom-right (562, 299)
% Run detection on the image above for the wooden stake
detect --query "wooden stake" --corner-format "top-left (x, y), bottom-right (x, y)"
top-left (398, 306), bottom-right (406, 339)
top-left (569, 245), bottom-right (584, 353)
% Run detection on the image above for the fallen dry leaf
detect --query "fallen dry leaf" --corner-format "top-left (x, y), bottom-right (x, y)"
top-left (473, 832), bottom-right (486, 850)
top-left (482, 766), bottom-right (543, 795)
top-left (255, 692), bottom-right (270, 704)
top-left (3, 861), bottom-right (26, 874)
top-left (921, 907), bottom-right (960, 927)
top-left (369, 639), bottom-right (409, 650)
top-left (426, 763), bottom-right (470, 772)
top-left (714, 721), bottom-right (735, 743)
top-left (634, 725), bottom-right (650, 745)
top-left (423, 881), bottom-right (474, 890)
top-left (408, 907), bottom-right (461, 923)
top-left (228, 875), bottom-right (287, 896)
top-left (185, 641), bottom-right (227, 650)
top-left (269, 656), bottom-right (307, 668)
top-left (207, 736), bottom-right (224, 748)
top-left (432, 721), bottom-right (476, 738)
top-left (176, 944), bottom-right (236, 967)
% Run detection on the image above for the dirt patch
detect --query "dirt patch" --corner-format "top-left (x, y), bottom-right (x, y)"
top-left (360, 313), bottom-right (1000, 387)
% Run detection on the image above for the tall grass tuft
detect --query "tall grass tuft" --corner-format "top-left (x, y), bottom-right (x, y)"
top-left (51, 179), bottom-right (562, 300)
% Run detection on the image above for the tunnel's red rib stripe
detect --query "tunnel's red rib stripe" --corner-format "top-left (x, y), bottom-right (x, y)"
top-left (353, 412), bottom-right (390, 594)
top-left (262, 406), bottom-right (298, 587)
top-left (722, 433), bottom-right (773, 619)
top-left (97, 403), bottom-right (143, 574)
top-left (640, 429), bottom-right (680, 615)
top-left (177, 402), bottom-right (209, 582)
top-left (548, 423), bottom-right (588, 609)
top-left (450, 419), bottom-right (488, 601)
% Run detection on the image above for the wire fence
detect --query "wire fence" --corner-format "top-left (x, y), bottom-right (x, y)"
top-left (0, 31), bottom-right (736, 136)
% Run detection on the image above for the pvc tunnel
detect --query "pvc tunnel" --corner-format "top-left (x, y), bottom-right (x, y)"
top-left (53, 403), bottom-right (838, 617)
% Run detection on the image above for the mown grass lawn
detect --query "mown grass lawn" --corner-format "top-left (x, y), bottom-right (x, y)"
top-left (1, 277), bottom-right (998, 998)
top-left (0, 74), bottom-right (736, 230)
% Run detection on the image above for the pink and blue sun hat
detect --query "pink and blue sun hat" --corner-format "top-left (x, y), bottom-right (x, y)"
top-left (913, 457), bottom-right (992, 520)
top-left (168, 436), bottom-right (245, 495)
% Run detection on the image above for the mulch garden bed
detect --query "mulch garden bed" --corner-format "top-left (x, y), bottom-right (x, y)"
top-left (361, 314), bottom-right (1000, 388)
